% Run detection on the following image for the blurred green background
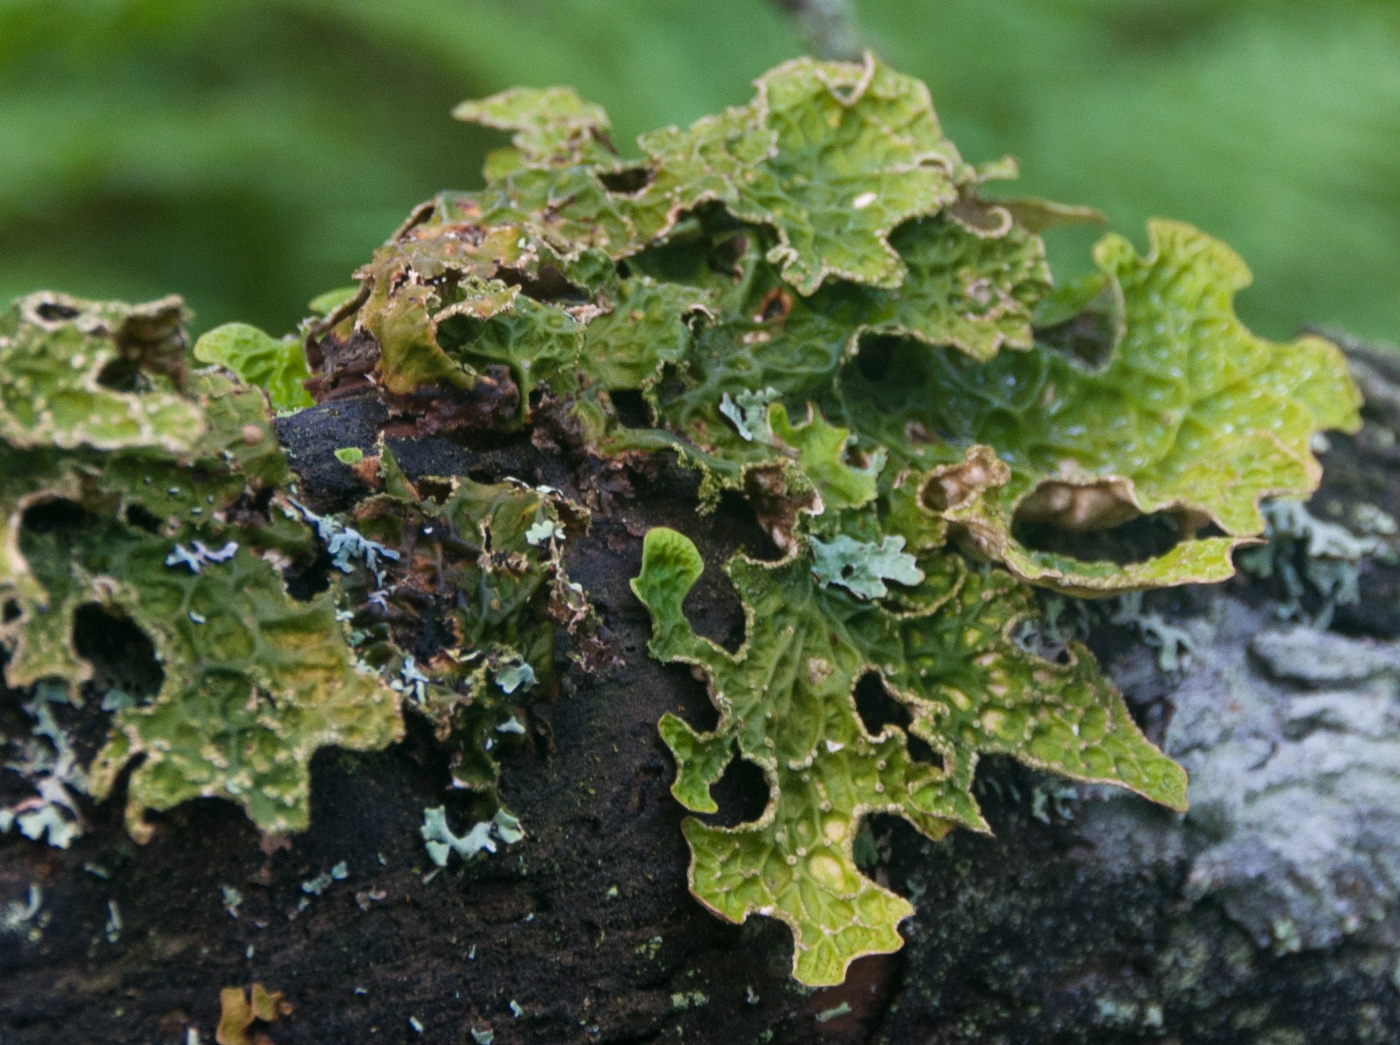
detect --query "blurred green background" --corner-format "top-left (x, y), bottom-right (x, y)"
top-left (2, 0), bottom-right (1398, 343)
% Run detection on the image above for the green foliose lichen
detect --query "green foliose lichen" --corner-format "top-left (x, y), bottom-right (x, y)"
top-left (0, 290), bottom-right (585, 849)
top-left (193, 321), bottom-right (315, 413)
top-left (5, 50), bottom-right (1361, 986)
top-left (283, 51), bottom-right (1357, 984)
top-left (632, 526), bottom-right (1184, 985)
top-left (0, 292), bottom-right (401, 840)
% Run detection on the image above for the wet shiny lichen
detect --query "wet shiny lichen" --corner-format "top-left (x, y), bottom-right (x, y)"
top-left (633, 527), bottom-right (1185, 985)
top-left (409, 52), bottom-right (1351, 984)
top-left (313, 53), bottom-right (1355, 592)
top-left (0, 52), bottom-right (1361, 987)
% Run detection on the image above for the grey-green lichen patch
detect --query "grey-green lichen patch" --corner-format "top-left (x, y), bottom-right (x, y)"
top-left (1108, 592), bottom-right (1198, 673)
top-left (809, 534), bottom-right (922, 599)
top-left (421, 806), bottom-right (525, 867)
top-left (719, 388), bottom-right (781, 444)
top-left (0, 680), bottom-right (85, 848)
top-left (0, 292), bottom-right (402, 841)
top-left (1, 884), bottom-right (45, 938)
top-left (1080, 600), bottom-right (1400, 955)
top-left (1238, 499), bottom-right (1396, 628)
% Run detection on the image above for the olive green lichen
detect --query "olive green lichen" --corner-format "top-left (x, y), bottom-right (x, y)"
top-left (0, 292), bottom-right (401, 840)
top-left (632, 527), bottom-right (1185, 985)
top-left (2, 51), bottom-right (1361, 989)
top-left (281, 52), bottom-right (1358, 985)
top-left (342, 449), bottom-right (587, 795)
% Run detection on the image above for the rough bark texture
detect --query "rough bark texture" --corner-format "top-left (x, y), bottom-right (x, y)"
top-left (2, 345), bottom-right (1399, 1044)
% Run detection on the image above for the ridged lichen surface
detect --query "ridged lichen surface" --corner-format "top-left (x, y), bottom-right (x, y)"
top-left (0, 53), bottom-right (1361, 985)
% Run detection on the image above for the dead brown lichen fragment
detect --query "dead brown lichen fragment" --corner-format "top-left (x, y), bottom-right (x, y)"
top-left (304, 329), bottom-right (382, 403)
top-left (379, 364), bottom-right (521, 439)
top-left (216, 983), bottom-right (289, 1045)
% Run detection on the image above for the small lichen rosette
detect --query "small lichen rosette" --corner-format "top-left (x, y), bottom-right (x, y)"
top-left (632, 527), bottom-right (1186, 985)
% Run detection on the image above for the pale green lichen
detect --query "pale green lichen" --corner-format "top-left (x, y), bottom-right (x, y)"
top-left (1, 885), bottom-right (44, 936)
top-left (719, 388), bottom-right (781, 443)
top-left (193, 321), bottom-right (315, 414)
top-left (1237, 499), bottom-right (1395, 628)
top-left (809, 534), bottom-right (923, 599)
top-left (0, 681), bottom-right (86, 847)
top-left (301, 861), bottom-right (349, 895)
top-left (421, 806), bottom-right (525, 867)
top-left (1108, 592), bottom-right (1198, 673)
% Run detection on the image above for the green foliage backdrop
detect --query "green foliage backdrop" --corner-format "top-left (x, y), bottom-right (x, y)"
top-left (2, 0), bottom-right (1398, 342)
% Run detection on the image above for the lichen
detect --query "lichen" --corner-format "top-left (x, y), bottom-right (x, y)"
top-left (0, 680), bottom-right (85, 847)
top-left (1237, 499), bottom-right (1395, 628)
top-left (193, 322), bottom-right (315, 414)
top-left (421, 806), bottom-right (524, 867)
top-left (404, 53), bottom-right (1361, 975)
top-left (216, 983), bottom-right (287, 1045)
top-left (3, 51), bottom-right (1362, 990)
top-left (340, 448), bottom-right (589, 797)
top-left (339, 56), bottom-right (1353, 595)
top-left (632, 526), bottom-right (1185, 985)
top-left (0, 292), bottom-right (401, 840)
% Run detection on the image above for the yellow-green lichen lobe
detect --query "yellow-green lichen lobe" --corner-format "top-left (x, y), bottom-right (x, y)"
top-left (0, 50), bottom-right (1361, 992)
top-left (633, 528), bottom-right (1185, 984)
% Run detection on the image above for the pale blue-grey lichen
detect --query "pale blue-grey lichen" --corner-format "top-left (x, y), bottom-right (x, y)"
top-left (421, 806), bottom-right (525, 867)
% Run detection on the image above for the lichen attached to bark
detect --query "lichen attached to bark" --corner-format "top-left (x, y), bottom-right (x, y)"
top-left (0, 51), bottom-right (1362, 988)
top-left (633, 525), bottom-right (1185, 985)
top-left (0, 292), bottom-right (400, 841)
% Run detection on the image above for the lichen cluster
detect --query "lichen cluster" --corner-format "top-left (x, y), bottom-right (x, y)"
top-left (0, 54), bottom-right (1361, 985)
top-left (0, 295), bottom-right (571, 845)
top-left (0, 292), bottom-right (399, 841)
